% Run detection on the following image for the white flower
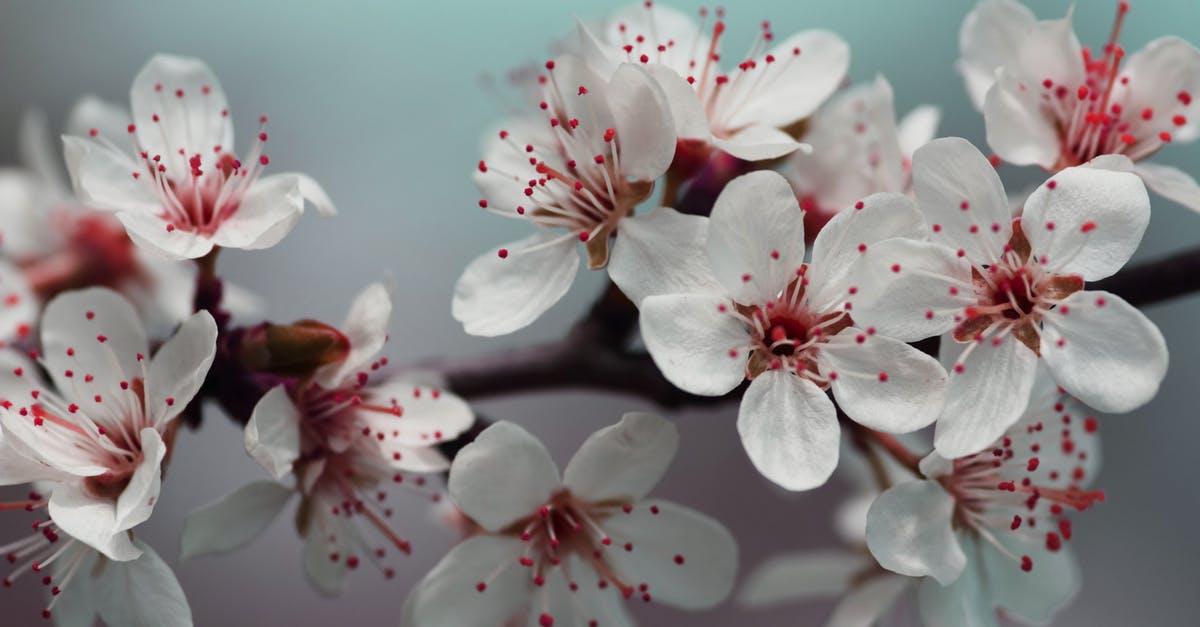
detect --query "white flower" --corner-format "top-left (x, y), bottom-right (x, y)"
top-left (403, 413), bottom-right (738, 627)
top-left (181, 283), bottom-right (474, 595)
top-left (788, 75), bottom-right (941, 234)
top-left (63, 54), bottom-right (336, 260)
top-left (455, 54), bottom-right (679, 335)
top-left (575, 2), bottom-right (849, 162)
top-left (865, 376), bottom-right (1102, 626)
top-left (851, 137), bottom-right (1167, 457)
top-left (959, 0), bottom-right (1200, 211)
top-left (630, 170), bottom-right (948, 490)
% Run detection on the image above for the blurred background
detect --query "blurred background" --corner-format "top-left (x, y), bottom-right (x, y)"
top-left (1, 0), bottom-right (1198, 624)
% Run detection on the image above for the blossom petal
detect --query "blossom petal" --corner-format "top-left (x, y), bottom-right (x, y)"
top-left (209, 174), bottom-right (305, 250)
top-left (917, 565), bottom-right (999, 627)
top-left (1022, 163), bottom-right (1150, 281)
top-left (639, 293), bottom-right (749, 396)
top-left (17, 108), bottom-right (65, 190)
top-left (737, 371), bottom-right (839, 491)
top-left (180, 480), bottom-right (293, 560)
top-left (68, 137), bottom-right (162, 215)
top-left (934, 334), bottom-right (1038, 458)
top-left (94, 540), bottom-right (194, 627)
top-left (65, 95), bottom-right (131, 141)
top-left (983, 69), bottom-right (1060, 168)
top-left (313, 282), bottom-right (392, 389)
top-left (721, 30), bottom-right (850, 130)
top-left (712, 125), bottom-right (805, 161)
top-left (0, 167), bottom-right (58, 258)
top-left (293, 172), bottom-right (337, 216)
top-left (448, 421), bottom-right (560, 532)
top-left (452, 232), bottom-right (579, 337)
top-left (1121, 36), bottom-right (1200, 143)
top-left (1040, 290), bottom-right (1167, 413)
top-left (130, 54), bottom-right (231, 180)
top-left (641, 63), bottom-right (711, 140)
top-left (1135, 162), bottom-right (1200, 214)
top-left (820, 330), bottom-right (947, 433)
top-left (912, 137), bottom-right (1012, 264)
top-left (826, 573), bottom-right (911, 627)
top-left (738, 550), bottom-right (867, 608)
top-left (402, 535), bottom-right (528, 627)
top-left (354, 379), bottom-right (474, 448)
top-left (563, 412), bottom-right (678, 503)
top-left (0, 352), bottom-right (73, 484)
top-left (980, 534), bottom-right (1080, 625)
top-left (146, 311), bottom-right (217, 425)
top-left (865, 480), bottom-right (965, 585)
top-left (957, 0), bottom-right (1036, 109)
top-left (0, 261), bottom-right (36, 344)
top-left (113, 427), bottom-right (167, 532)
top-left (603, 499), bottom-right (738, 610)
top-left (608, 208), bottom-right (722, 305)
top-left (608, 63), bottom-right (676, 181)
top-left (117, 210), bottom-right (214, 260)
top-left (1013, 11), bottom-right (1085, 94)
top-left (897, 104), bottom-right (942, 156)
top-left (48, 483), bottom-right (141, 562)
top-left (707, 170), bottom-right (805, 303)
top-left (849, 238), bottom-right (975, 342)
top-left (244, 385), bottom-right (302, 480)
top-left (41, 288), bottom-right (149, 398)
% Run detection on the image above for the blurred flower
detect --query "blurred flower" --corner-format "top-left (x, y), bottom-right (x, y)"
top-left (634, 171), bottom-right (948, 490)
top-left (575, 2), bottom-right (849, 163)
top-left (456, 55), bottom-right (677, 335)
top-left (850, 137), bottom-right (1167, 457)
top-left (865, 377), bottom-right (1102, 626)
top-left (403, 413), bottom-right (737, 627)
top-left (182, 283), bottom-right (473, 594)
top-left (63, 54), bottom-right (336, 260)
top-left (960, 0), bottom-right (1200, 211)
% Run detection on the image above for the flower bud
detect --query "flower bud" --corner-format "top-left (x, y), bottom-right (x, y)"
top-left (238, 320), bottom-right (350, 378)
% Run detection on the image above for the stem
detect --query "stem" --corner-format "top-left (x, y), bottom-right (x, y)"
top-left (862, 429), bottom-right (923, 476)
top-left (1091, 245), bottom-right (1200, 307)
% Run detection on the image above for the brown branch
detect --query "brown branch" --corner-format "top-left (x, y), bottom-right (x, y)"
top-left (1091, 245), bottom-right (1200, 308)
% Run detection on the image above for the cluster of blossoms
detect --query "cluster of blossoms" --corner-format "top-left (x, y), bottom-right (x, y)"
top-left (0, 1), bottom-right (1192, 626)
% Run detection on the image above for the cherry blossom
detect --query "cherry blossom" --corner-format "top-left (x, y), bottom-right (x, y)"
top-left (632, 170), bottom-right (948, 490)
top-left (403, 413), bottom-right (737, 627)
top-left (788, 75), bottom-right (941, 237)
top-left (865, 377), bottom-right (1102, 626)
top-left (456, 54), bottom-right (678, 335)
top-left (850, 137), bottom-right (1167, 457)
top-left (181, 283), bottom-right (474, 594)
top-left (575, 2), bottom-right (849, 162)
top-left (959, 0), bottom-right (1200, 211)
top-left (63, 54), bottom-right (336, 260)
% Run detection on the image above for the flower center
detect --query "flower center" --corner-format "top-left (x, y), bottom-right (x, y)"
top-left (19, 213), bottom-right (142, 302)
top-left (732, 273), bottom-right (852, 381)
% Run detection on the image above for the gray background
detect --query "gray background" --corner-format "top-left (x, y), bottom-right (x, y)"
top-left (1, 0), bottom-right (1197, 625)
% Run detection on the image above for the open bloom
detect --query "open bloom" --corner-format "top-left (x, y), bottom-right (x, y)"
top-left (788, 75), bottom-right (941, 237)
top-left (456, 54), bottom-right (678, 335)
top-left (632, 170), bottom-right (948, 490)
top-left (851, 137), bottom-right (1167, 457)
top-left (181, 283), bottom-right (474, 594)
top-left (404, 413), bottom-right (737, 627)
top-left (865, 376), bottom-right (1102, 626)
top-left (64, 54), bottom-right (336, 260)
top-left (575, 2), bottom-right (849, 162)
top-left (959, 0), bottom-right (1200, 211)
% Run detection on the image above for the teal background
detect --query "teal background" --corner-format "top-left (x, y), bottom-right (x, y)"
top-left (1, 0), bottom-right (1198, 624)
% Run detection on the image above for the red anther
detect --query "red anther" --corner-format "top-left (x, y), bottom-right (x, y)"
top-left (1080, 222), bottom-right (1097, 233)
top-left (259, 155), bottom-right (270, 165)
top-left (1021, 556), bottom-right (1033, 572)
top-left (603, 128), bottom-right (616, 142)
top-left (1174, 115), bottom-right (1187, 126)
top-left (539, 614), bottom-right (555, 627)
top-left (1045, 532), bottom-right (1062, 552)
top-left (497, 249), bottom-right (509, 259)
top-left (545, 60), bottom-right (555, 70)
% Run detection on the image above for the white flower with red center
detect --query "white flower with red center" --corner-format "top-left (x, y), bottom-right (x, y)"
top-left (576, 2), bottom-right (849, 162)
top-left (850, 137), bottom-right (1167, 457)
top-left (456, 54), bottom-right (679, 335)
top-left (632, 170), bottom-right (948, 491)
top-left (865, 377), bottom-right (1102, 626)
top-left (64, 54), bottom-right (336, 260)
top-left (403, 413), bottom-right (737, 627)
top-left (181, 283), bottom-right (474, 594)
top-left (788, 75), bottom-right (941, 236)
top-left (959, 0), bottom-right (1200, 211)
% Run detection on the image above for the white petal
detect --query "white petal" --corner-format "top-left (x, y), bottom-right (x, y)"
top-left (897, 105), bottom-right (942, 156)
top-left (312, 282), bottom-right (392, 389)
top-left (720, 30), bottom-right (850, 131)
top-left (1041, 290), bottom-right (1167, 413)
top-left (707, 170), bottom-right (805, 303)
top-left (180, 480), bottom-right (293, 560)
top-left (41, 288), bottom-right (148, 398)
top-left (48, 483), bottom-right (141, 562)
top-left (113, 428), bottom-right (167, 532)
top-left (209, 174), bottom-right (304, 250)
top-left (65, 95), bottom-right (131, 141)
top-left (0, 408), bottom-right (110, 479)
top-left (849, 238), bottom-right (975, 342)
top-left (1121, 36), bottom-right (1200, 143)
top-left (0, 352), bottom-right (73, 484)
top-left (820, 330), bottom-right (947, 433)
top-left (1013, 12), bottom-right (1086, 94)
top-left (563, 412), bottom-right (678, 503)
top-left (352, 379), bottom-right (474, 448)
top-left (601, 4), bottom-right (707, 79)
top-left (68, 138), bottom-right (162, 215)
top-left (0, 168), bottom-right (57, 258)
top-left (0, 261), bottom-right (36, 344)
top-left (917, 564), bottom-right (999, 627)
top-left (806, 192), bottom-right (929, 313)
top-left (641, 63), bottom-right (711, 140)
top-left (603, 499), bottom-right (738, 610)
top-left (865, 480), bottom-right (965, 585)
top-left (117, 211), bottom-right (215, 260)
top-left (980, 534), bottom-right (1080, 625)
top-left (403, 535), bottom-right (528, 627)
top-left (147, 311), bottom-right (217, 425)
top-left (452, 232), bottom-right (579, 337)
top-left (737, 371), bottom-right (839, 491)
top-left (244, 385), bottom-right (302, 480)
top-left (1009, 375), bottom-right (1103, 488)
top-left (826, 573), bottom-right (911, 627)
top-left (608, 63), bottom-right (676, 181)
top-left (0, 426), bottom-right (71, 486)
top-left (17, 109), bottom-right (66, 190)
top-left (95, 540), bottom-right (194, 627)
top-left (639, 293), bottom-right (749, 396)
top-left (934, 334), bottom-right (1038, 458)
top-left (957, 0), bottom-right (1037, 109)
top-left (609, 208), bottom-right (723, 305)
top-left (301, 506), bottom-right (353, 596)
top-left (983, 69), bottom-right (1061, 168)
top-left (912, 137), bottom-right (1012, 264)
top-left (448, 422), bottom-right (560, 532)
top-left (738, 550), bottom-right (868, 608)
top-left (1022, 164), bottom-right (1150, 281)
top-left (130, 54), bottom-right (231, 180)
top-left (293, 172), bottom-right (337, 216)
top-left (712, 125), bottom-right (805, 161)
top-left (1136, 162), bottom-right (1200, 213)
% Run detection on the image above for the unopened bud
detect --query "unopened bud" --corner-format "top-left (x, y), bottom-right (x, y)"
top-left (239, 320), bottom-right (350, 377)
